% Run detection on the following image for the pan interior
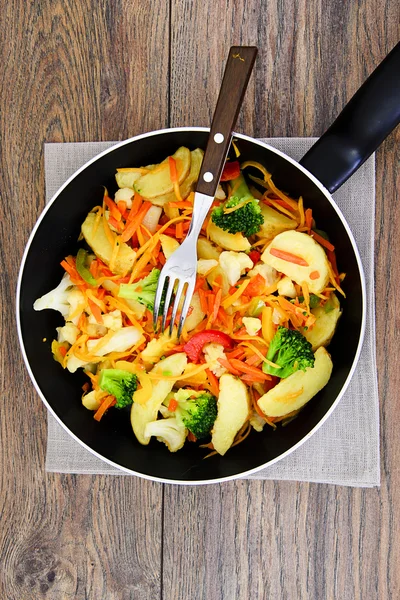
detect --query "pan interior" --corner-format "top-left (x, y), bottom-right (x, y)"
top-left (19, 130), bottom-right (363, 482)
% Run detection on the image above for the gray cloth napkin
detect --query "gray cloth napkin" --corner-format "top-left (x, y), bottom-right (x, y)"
top-left (44, 138), bottom-right (380, 487)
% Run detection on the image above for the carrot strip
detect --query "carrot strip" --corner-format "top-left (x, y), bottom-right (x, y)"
top-left (269, 248), bottom-right (309, 266)
top-left (93, 395), bottom-right (116, 421)
top-left (168, 201), bottom-right (193, 209)
top-left (205, 369), bottom-right (220, 397)
top-left (229, 359), bottom-right (271, 380)
top-left (194, 277), bottom-right (206, 293)
top-left (125, 194), bottom-right (143, 224)
top-left (117, 200), bottom-right (127, 215)
top-left (221, 279), bottom-right (250, 309)
top-left (311, 231), bottom-right (335, 252)
top-left (175, 222), bottom-right (184, 240)
top-left (211, 289), bottom-right (222, 324)
top-left (198, 288), bottom-right (208, 313)
top-left (310, 270), bottom-right (320, 280)
top-left (217, 358), bottom-right (241, 376)
top-left (305, 208), bottom-right (313, 232)
top-left (104, 196), bottom-right (122, 221)
top-left (120, 201), bottom-right (152, 242)
top-left (87, 297), bottom-right (103, 323)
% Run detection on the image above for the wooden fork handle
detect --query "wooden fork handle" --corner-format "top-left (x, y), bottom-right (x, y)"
top-left (196, 46), bottom-right (257, 197)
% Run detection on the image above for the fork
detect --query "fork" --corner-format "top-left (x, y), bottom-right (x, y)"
top-left (153, 46), bottom-right (258, 336)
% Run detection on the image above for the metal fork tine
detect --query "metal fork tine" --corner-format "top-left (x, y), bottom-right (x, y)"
top-left (153, 273), bottom-right (168, 330)
top-left (161, 277), bottom-right (176, 333)
top-left (177, 280), bottom-right (195, 338)
top-left (169, 280), bottom-right (186, 337)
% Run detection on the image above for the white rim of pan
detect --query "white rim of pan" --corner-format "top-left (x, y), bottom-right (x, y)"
top-left (16, 127), bottom-right (367, 485)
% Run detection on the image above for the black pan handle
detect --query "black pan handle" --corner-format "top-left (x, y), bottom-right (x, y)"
top-left (300, 41), bottom-right (400, 193)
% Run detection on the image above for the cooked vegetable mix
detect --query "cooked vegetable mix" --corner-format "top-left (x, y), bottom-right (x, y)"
top-left (34, 146), bottom-right (345, 455)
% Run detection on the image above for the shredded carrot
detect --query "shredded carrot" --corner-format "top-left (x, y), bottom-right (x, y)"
top-left (93, 395), bottom-right (116, 421)
top-left (305, 208), bottom-right (313, 232)
top-left (311, 231), bottom-right (335, 252)
top-left (120, 201), bottom-right (152, 243)
top-left (104, 196), bottom-right (122, 221)
top-left (168, 398), bottom-right (178, 412)
top-left (221, 279), bottom-right (250, 309)
top-left (87, 297), bottom-right (102, 323)
top-left (298, 196), bottom-right (305, 227)
top-left (228, 359), bottom-right (271, 380)
top-left (261, 307), bottom-right (274, 343)
top-left (198, 288), bottom-right (208, 313)
top-left (194, 277), bottom-right (206, 293)
top-left (205, 369), bottom-right (219, 397)
top-left (211, 289), bottom-right (222, 324)
top-left (310, 270), bottom-right (320, 280)
top-left (269, 248), bottom-right (309, 267)
top-left (175, 221), bottom-right (184, 240)
top-left (168, 200), bottom-right (192, 209)
top-left (217, 358), bottom-right (241, 376)
top-left (117, 200), bottom-right (127, 215)
top-left (126, 194), bottom-right (143, 224)
top-left (267, 198), bottom-right (298, 220)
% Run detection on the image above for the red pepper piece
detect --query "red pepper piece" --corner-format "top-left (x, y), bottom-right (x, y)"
top-left (248, 250), bottom-right (261, 265)
top-left (220, 160), bottom-right (241, 181)
top-left (183, 330), bottom-right (233, 363)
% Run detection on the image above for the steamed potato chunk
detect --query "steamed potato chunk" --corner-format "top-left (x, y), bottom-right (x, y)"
top-left (149, 148), bottom-right (204, 206)
top-left (211, 374), bottom-right (250, 456)
top-left (207, 221), bottom-right (251, 252)
top-left (134, 147), bottom-right (191, 199)
top-left (301, 294), bottom-right (342, 351)
top-left (197, 237), bottom-right (222, 260)
top-left (81, 212), bottom-right (136, 276)
top-left (261, 230), bottom-right (330, 294)
top-left (131, 353), bottom-right (187, 445)
top-left (257, 204), bottom-right (297, 239)
top-left (257, 347), bottom-right (333, 418)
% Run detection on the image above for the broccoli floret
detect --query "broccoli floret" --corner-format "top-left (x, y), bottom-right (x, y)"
top-left (211, 174), bottom-right (264, 237)
top-left (175, 390), bottom-right (218, 439)
top-left (263, 326), bottom-right (315, 379)
top-left (118, 268), bottom-right (164, 313)
top-left (99, 368), bottom-right (138, 408)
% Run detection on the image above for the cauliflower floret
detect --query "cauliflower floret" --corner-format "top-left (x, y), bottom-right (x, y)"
top-left (219, 251), bottom-right (253, 286)
top-left (56, 322), bottom-right (80, 345)
top-left (86, 326), bottom-right (142, 356)
top-left (197, 258), bottom-right (218, 276)
top-left (277, 276), bottom-right (296, 298)
top-left (66, 354), bottom-right (90, 373)
top-left (242, 317), bottom-right (262, 337)
top-left (102, 309), bottom-right (123, 331)
top-left (33, 273), bottom-right (86, 325)
top-left (215, 184), bottom-right (226, 200)
top-left (248, 263), bottom-right (279, 286)
top-left (114, 187), bottom-right (134, 207)
top-left (250, 410), bottom-right (266, 432)
top-left (142, 205), bottom-right (162, 234)
top-left (144, 417), bottom-right (187, 452)
top-left (272, 308), bottom-right (285, 325)
top-left (203, 343), bottom-right (228, 378)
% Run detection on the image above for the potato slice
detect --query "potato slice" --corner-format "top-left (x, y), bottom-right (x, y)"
top-left (160, 234), bottom-right (180, 259)
top-left (131, 353), bottom-right (187, 445)
top-left (257, 347), bottom-right (333, 417)
top-left (261, 230), bottom-right (330, 294)
top-left (211, 374), bottom-right (250, 456)
top-left (150, 148), bottom-right (204, 207)
top-left (206, 264), bottom-right (230, 297)
top-left (257, 204), bottom-right (297, 239)
top-left (81, 212), bottom-right (136, 276)
top-left (184, 292), bottom-right (205, 331)
top-left (197, 237), bottom-right (222, 260)
top-left (300, 294), bottom-right (341, 351)
top-left (207, 221), bottom-right (251, 252)
top-left (134, 147), bottom-right (191, 199)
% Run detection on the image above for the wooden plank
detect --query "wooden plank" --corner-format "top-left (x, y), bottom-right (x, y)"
top-left (0, 0), bottom-right (168, 598)
top-left (164, 0), bottom-right (400, 598)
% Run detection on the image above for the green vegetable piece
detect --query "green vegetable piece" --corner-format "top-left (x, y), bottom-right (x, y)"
top-left (175, 391), bottom-right (218, 439)
top-left (118, 268), bottom-right (164, 313)
top-left (211, 174), bottom-right (264, 237)
top-left (263, 326), bottom-right (315, 379)
top-left (76, 248), bottom-right (97, 286)
top-left (99, 368), bottom-right (138, 409)
top-left (293, 294), bottom-right (320, 309)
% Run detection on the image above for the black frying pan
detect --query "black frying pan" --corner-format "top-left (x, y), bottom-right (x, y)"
top-left (17, 42), bottom-right (400, 483)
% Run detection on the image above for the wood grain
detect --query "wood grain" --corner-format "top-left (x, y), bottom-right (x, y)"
top-left (164, 1), bottom-right (400, 599)
top-left (0, 1), bottom-right (169, 598)
top-left (1, 0), bottom-right (399, 598)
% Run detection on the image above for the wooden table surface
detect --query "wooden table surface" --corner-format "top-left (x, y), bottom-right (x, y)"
top-left (1, 1), bottom-right (399, 598)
